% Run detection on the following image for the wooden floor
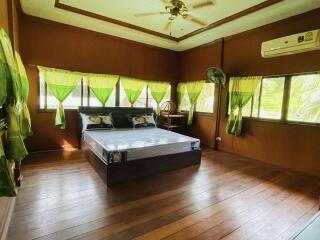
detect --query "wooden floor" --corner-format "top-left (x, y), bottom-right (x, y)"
top-left (7, 148), bottom-right (320, 240)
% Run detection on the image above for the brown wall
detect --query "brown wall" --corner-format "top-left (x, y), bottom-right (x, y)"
top-left (0, 0), bottom-right (9, 33)
top-left (0, 0), bottom-right (19, 51)
top-left (179, 40), bottom-right (223, 147)
top-left (179, 8), bottom-right (320, 177)
top-left (218, 8), bottom-right (320, 177)
top-left (11, 0), bottom-right (19, 51)
top-left (19, 15), bottom-right (179, 151)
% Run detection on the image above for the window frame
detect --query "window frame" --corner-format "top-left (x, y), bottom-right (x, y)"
top-left (195, 81), bottom-right (215, 116)
top-left (226, 71), bottom-right (320, 127)
top-left (178, 80), bottom-right (215, 116)
top-left (39, 78), bottom-right (172, 112)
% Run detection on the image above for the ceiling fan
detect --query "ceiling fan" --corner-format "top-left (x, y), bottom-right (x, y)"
top-left (134, 0), bottom-right (215, 34)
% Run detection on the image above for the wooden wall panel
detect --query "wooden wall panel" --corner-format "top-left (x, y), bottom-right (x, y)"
top-left (0, 0), bottom-right (9, 33)
top-left (223, 9), bottom-right (320, 76)
top-left (20, 15), bottom-right (179, 151)
top-left (11, 0), bottom-right (19, 51)
top-left (178, 8), bottom-right (320, 177)
top-left (218, 8), bottom-right (320, 177)
top-left (179, 40), bottom-right (223, 81)
top-left (179, 40), bottom-right (222, 147)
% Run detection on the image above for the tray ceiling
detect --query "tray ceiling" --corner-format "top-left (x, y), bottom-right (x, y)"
top-left (20, 0), bottom-right (320, 51)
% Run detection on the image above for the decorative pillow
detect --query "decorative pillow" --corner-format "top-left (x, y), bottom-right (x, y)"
top-left (130, 114), bottom-right (156, 128)
top-left (81, 114), bottom-right (114, 130)
top-left (100, 114), bottom-right (114, 129)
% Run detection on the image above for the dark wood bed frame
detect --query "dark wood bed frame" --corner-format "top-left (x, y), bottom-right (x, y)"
top-left (78, 107), bottom-right (201, 186)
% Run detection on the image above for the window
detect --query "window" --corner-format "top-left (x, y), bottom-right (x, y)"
top-left (288, 74), bottom-right (320, 123)
top-left (119, 81), bottom-right (147, 107)
top-left (40, 75), bottom-right (83, 109)
top-left (148, 85), bottom-right (171, 110)
top-left (259, 77), bottom-right (285, 119)
top-left (230, 77), bottom-right (285, 119)
top-left (196, 82), bottom-right (215, 113)
top-left (40, 75), bottom-right (171, 110)
top-left (89, 89), bottom-right (116, 107)
top-left (179, 87), bottom-right (191, 111)
top-left (134, 86), bottom-right (148, 108)
top-left (227, 73), bottom-right (320, 125)
top-left (179, 82), bottom-right (214, 113)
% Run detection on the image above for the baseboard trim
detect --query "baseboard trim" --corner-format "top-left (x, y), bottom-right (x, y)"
top-left (0, 196), bottom-right (16, 240)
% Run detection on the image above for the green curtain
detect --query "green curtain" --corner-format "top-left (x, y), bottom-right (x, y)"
top-left (0, 35), bottom-right (7, 106)
top-left (15, 52), bottom-right (32, 138)
top-left (87, 74), bottom-right (119, 106)
top-left (0, 28), bottom-right (16, 197)
top-left (121, 76), bottom-right (146, 107)
top-left (0, 139), bottom-right (16, 197)
top-left (176, 83), bottom-right (185, 111)
top-left (186, 81), bottom-right (205, 125)
top-left (0, 28), bottom-right (28, 162)
top-left (148, 81), bottom-right (170, 116)
top-left (38, 66), bottom-right (82, 129)
top-left (226, 76), bottom-right (262, 136)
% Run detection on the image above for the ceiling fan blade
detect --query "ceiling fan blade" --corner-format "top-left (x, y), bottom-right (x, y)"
top-left (134, 12), bottom-right (168, 17)
top-left (189, 0), bottom-right (215, 9)
top-left (164, 20), bottom-right (172, 30)
top-left (185, 15), bottom-right (207, 27)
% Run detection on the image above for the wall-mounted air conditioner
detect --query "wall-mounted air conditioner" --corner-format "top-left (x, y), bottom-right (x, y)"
top-left (261, 29), bottom-right (320, 58)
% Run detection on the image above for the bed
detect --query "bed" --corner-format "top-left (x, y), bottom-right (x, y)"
top-left (78, 107), bottom-right (201, 186)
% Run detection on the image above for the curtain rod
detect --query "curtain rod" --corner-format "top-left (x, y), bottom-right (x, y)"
top-left (228, 70), bottom-right (320, 78)
top-left (178, 70), bottom-right (319, 83)
top-left (28, 64), bottom-right (172, 82)
top-left (29, 64), bottom-right (319, 79)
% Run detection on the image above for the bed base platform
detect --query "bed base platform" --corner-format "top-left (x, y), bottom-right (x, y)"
top-left (82, 141), bottom-right (201, 186)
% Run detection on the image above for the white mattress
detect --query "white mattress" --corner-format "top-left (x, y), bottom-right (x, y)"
top-left (83, 128), bottom-right (200, 163)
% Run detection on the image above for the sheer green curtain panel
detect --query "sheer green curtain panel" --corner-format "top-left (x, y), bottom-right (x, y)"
top-left (38, 66), bottom-right (82, 129)
top-left (176, 82), bottom-right (186, 111)
top-left (0, 28), bottom-right (15, 197)
top-left (0, 27), bottom-right (29, 196)
top-left (186, 81), bottom-right (205, 125)
top-left (121, 77), bottom-right (146, 107)
top-left (15, 52), bottom-right (32, 138)
top-left (87, 74), bottom-right (119, 106)
top-left (148, 81), bottom-right (170, 116)
top-left (226, 76), bottom-right (262, 136)
top-left (0, 28), bottom-right (28, 162)
top-left (0, 32), bottom-right (7, 106)
top-left (0, 139), bottom-right (16, 197)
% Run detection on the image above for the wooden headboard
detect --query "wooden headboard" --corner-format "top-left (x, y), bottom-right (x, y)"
top-left (77, 107), bottom-right (154, 148)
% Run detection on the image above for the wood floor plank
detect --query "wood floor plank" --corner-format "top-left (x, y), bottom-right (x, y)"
top-left (7, 148), bottom-right (320, 240)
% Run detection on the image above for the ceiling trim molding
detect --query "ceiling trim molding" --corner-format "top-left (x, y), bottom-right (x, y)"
top-left (54, 0), bottom-right (284, 43)
top-left (178, 0), bottom-right (283, 41)
top-left (54, 0), bottom-right (178, 41)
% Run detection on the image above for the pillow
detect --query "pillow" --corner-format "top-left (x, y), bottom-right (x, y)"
top-left (81, 113), bottom-right (114, 130)
top-left (130, 114), bottom-right (156, 128)
top-left (100, 114), bottom-right (114, 129)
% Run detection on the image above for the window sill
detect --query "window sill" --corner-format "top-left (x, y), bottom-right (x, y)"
top-left (178, 111), bottom-right (213, 117)
top-left (38, 108), bottom-right (79, 113)
top-left (241, 116), bottom-right (320, 128)
top-left (195, 112), bottom-right (214, 117)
